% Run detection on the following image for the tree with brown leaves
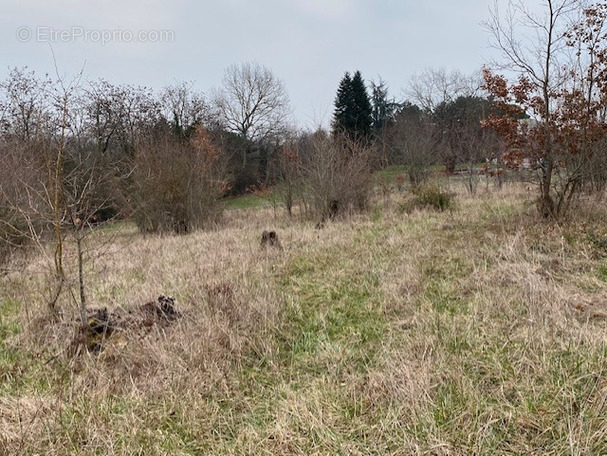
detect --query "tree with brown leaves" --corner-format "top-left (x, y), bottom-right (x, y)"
top-left (483, 0), bottom-right (607, 219)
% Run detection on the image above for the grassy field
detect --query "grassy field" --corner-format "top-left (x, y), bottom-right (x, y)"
top-left (1, 181), bottom-right (607, 455)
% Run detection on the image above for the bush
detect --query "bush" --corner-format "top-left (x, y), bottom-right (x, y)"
top-left (0, 140), bottom-right (48, 266)
top-left (385, 113), bottom-right (438, 187)
top-left (299, 132), bottom-right (374, 220)
top-left (132, 126), bottom-right (227, 234)
top-left (0, 208), bottom-right (28, 266)
top-left (400, 184), bottom-right (456, 213)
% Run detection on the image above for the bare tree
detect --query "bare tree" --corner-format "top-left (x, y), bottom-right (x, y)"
top-left (405, 69), bottom-right (490, 174)
top-left (407, 68), bottom-right (480, 113)
top-left (0, 66), bottom-right (132, 323)
top-left (455, 122), bottom-right (500, 194)
top-left (0, 67), bottom-right (53, 142)
top-left (0, 66), bottom-right (81, 312)
top-left (388, 110), bottom-right (439, 188)
top-left (161, 81), bottom-right (209, 138)
top-left (0, 138), bottom-right (46, 266)
top-left (84, 79), bottom-right (160, 158)
top-left (213, 62), bottom-right (291, 169)
top-left (434, 95), bottom-right (500, 181)
top-left (276, 137), bottom-right (302, 217)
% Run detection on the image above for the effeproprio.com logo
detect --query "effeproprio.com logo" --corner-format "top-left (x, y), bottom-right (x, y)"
top-left (16, 26), bottom-right (175, 45)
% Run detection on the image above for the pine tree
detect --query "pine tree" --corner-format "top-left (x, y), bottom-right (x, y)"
top-left (371, 79), bottom-right (400, 134)
top-left (332, 71), bottom-right (372, 144)
top-left (333, 72), bottom-right (353, 135)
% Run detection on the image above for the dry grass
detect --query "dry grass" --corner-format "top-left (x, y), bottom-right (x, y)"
top-left (1, 181), bottom-right (607, 455)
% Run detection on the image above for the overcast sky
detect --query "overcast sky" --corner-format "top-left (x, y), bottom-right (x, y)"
top-left (2, 0), bottom-right (519, 129)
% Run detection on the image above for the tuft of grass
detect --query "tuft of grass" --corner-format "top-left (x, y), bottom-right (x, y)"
top-left (414, 184), bottom-right (456, 211)
top-left (399, 184), bottom-right (456, 214)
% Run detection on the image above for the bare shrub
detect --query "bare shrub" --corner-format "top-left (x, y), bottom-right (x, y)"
top-left (582, 136), bottom-right (607, 195)
top-left (299, 132), bottom-right (373, 220)
top-left (0, 139), bottom-right (47, 265)
top-left (387, 111), bottom-right (438, 188)
top-left (132, 125), bottom-right (227, 234)
top-left (276, 142), bottom-right (301, 217)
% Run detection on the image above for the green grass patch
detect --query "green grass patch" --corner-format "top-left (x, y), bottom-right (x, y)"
top-left (0, 299), bottom-right (22, 385)
top-left (0, 298), bottom-right (20, 342)
top-left (223, 193), bottom-right (272, 210)
top-left (210, 224), bottom-right (398, 451)
top-left (279, 247), bottom-right (386, 371)
top-left (373, 164), bottom-right (407, 182)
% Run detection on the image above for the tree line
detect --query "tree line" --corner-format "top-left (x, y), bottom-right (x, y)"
top-left (0, 64), bottom-right (490, 241)
top-left (1, 0), bottom-right (607, 258)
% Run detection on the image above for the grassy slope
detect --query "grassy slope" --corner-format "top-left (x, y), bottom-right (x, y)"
top-left (1, 182), bottom-right (607, 455)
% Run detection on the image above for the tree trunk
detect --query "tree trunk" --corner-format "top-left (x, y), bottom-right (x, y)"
top-left (77, 233), bottom-right (87, 327)
top-left (539, 159), bottom-right (555, 218)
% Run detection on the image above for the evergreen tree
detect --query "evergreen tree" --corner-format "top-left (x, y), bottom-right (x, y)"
top-left (370, 79), bottom-right (400, 134)
top-left (333, 72), bottom-right (353, 135)
top-left (332, 71), bottom-right (373, 143)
